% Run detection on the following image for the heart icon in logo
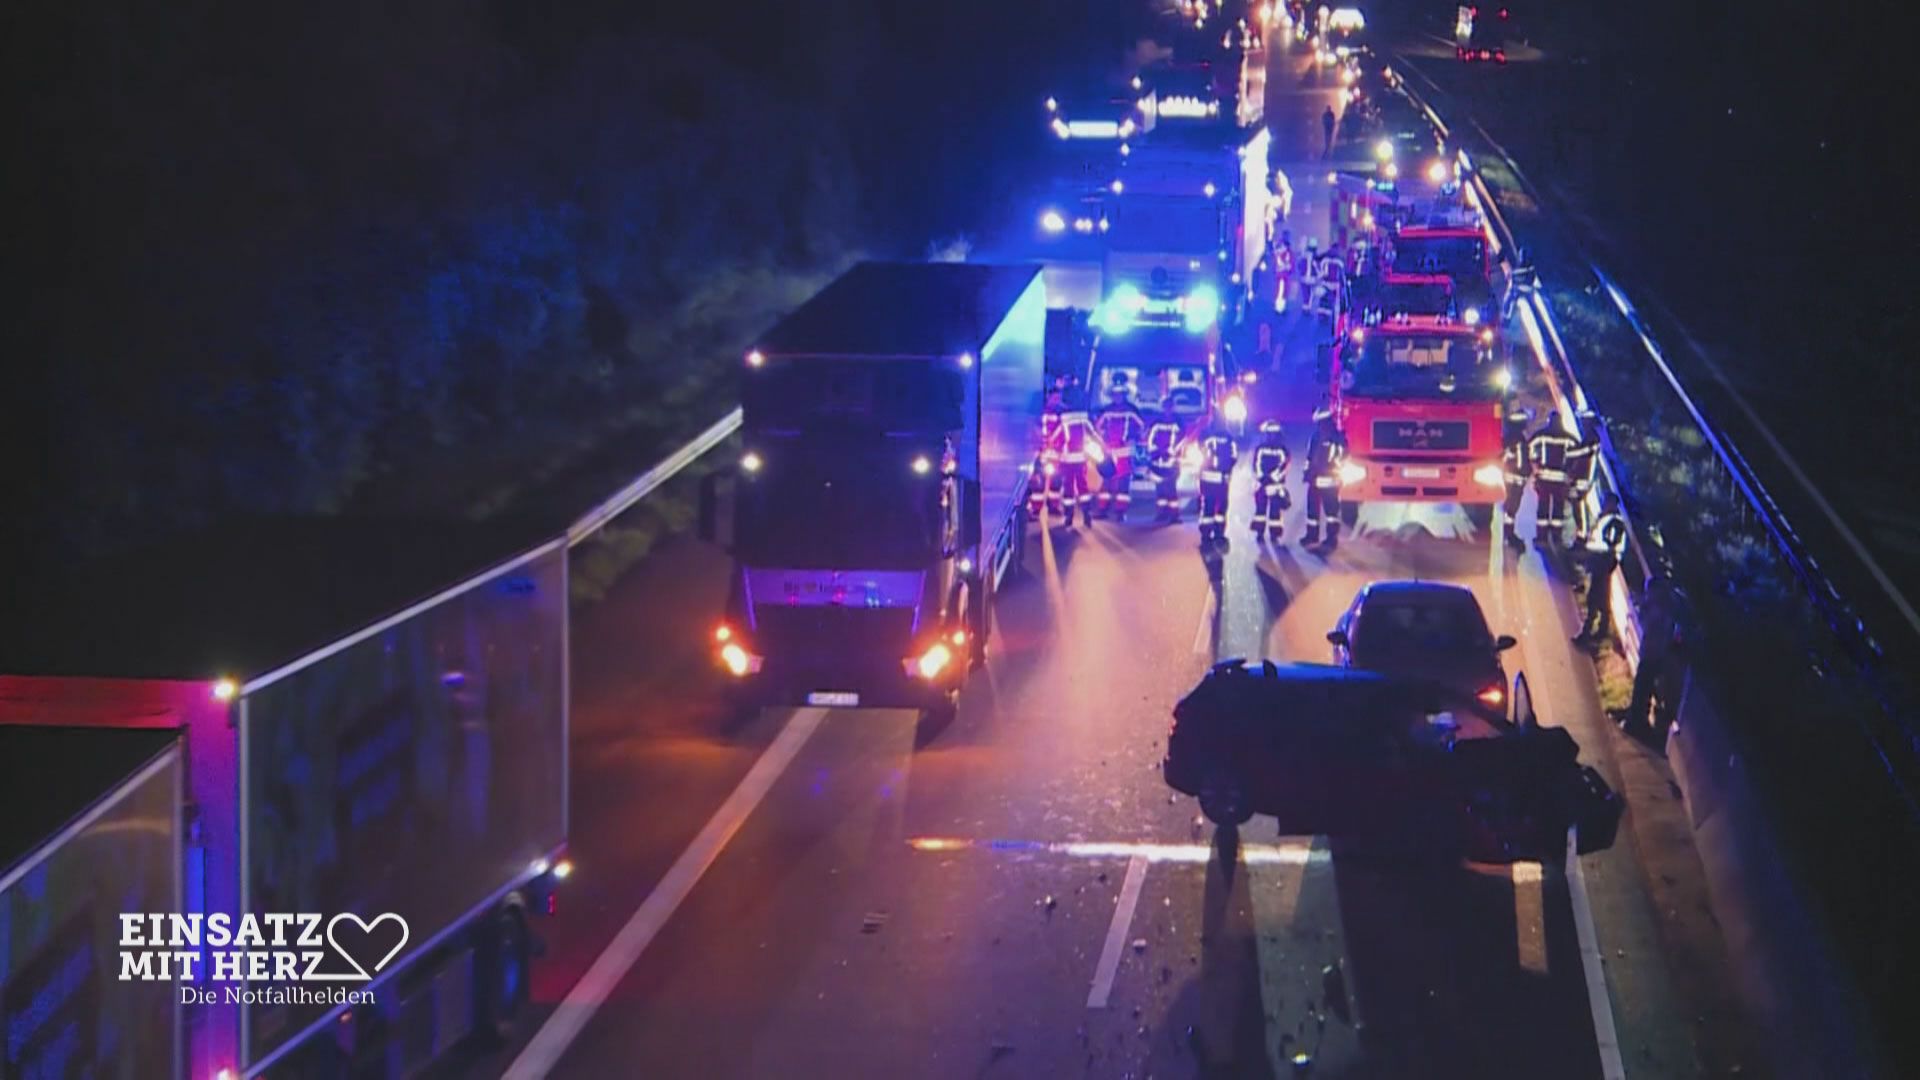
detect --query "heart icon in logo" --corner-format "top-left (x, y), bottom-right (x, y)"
top-left (325, 912), bottom-right (410, 980)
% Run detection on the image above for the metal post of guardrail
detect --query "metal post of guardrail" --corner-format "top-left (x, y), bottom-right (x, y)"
top-left (565, 407), bottom-right (743, 548)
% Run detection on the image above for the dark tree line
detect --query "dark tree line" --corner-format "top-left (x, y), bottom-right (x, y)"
top-left (7, 0), bottom-right (1142, 562)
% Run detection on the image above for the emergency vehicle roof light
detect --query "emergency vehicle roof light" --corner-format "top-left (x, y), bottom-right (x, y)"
top-left (1097, 283), bottom-right (1148, 335)
top-left (1183, 285), bottom-right (1221, 333)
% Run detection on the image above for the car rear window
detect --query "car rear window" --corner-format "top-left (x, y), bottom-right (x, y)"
top-left (1356, 596), bottom-right (1491, 652)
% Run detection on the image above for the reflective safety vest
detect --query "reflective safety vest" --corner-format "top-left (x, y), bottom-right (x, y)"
top-left (1306, 429), bottom-right (1346, 489)
top-left (1145, 420), bottom-right (1183, 467)
top-left (1253, 444), bottom-right (1290, 487)
top-left (1566, 433), bottom-right (1599, 489)
top-left (1060, 410), bottom-right (1095, 462)
top-left (1199, 433), bottom-right (1236, 484)
top-left (1528, 427), bottom-right (1576, 483)
top-left (1095, 406), bottom-right (1145, 458)
top-left (1502, 431), bottom-right (1530, 485)
top-left (1587, 511), bottom-right (1628, 558)
top-left (1041, 410), bottom-right (1065, 456)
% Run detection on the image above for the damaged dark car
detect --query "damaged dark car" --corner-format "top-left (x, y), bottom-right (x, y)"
top-left (1164, 659), bottom-right (1621, 865)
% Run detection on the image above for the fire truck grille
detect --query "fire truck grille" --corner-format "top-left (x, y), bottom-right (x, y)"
top-left (1372, 419), bottom-right (1470, 451)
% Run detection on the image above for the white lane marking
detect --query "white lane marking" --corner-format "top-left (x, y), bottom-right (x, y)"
top-left (1508, 572), bottom-right (1627, 1080)
top-left (1193, 588), bottom-right (1218, 656)
top-left (1086, 854), bottom-right (1150, 1008)
top-left (1512, 861), bottom-right (1548, 975)
top-left (1567, 829), bottom-right (1628, 1080)
top-left (503, 707), bottom-right (829, 1079)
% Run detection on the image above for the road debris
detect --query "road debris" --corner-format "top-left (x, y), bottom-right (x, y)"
top-left (861, 911), bottom-right (890, 934)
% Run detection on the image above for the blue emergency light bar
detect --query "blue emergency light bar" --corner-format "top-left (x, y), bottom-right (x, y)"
top-left (1095, 283), bottom-right (1220, 336)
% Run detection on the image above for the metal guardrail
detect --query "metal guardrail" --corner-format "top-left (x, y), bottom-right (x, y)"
top-left (565, 407), bottom-right (742, 548)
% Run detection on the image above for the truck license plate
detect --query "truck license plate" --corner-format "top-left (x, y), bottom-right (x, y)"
top-left (1402, 467), bottom-right (1442, 479)
top-left (808, 691), bottom-right (861, 707)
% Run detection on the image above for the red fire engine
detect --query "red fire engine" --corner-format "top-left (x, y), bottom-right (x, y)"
top-left (1329, 314), bottom-right (1509, 526)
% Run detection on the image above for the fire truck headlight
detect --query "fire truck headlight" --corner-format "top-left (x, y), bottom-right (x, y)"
top-left (1046, 96), bottom-right (1058, 112)
top-left (911, 455), bottom-right (932, 475)
top-left (741, 451), bottom-right (763, 474)
top-left (1473, 464), bottom-right (1506, 488)
top-left (1384, 162), bottom-right (1399, 179)
top-left (1040, 210), bottom-right (1067, 233)
top-left (1463, 306), bottom-right (1481, 325)
top-left (1374, 139), bottom-right (1395, 162)
top-left (1223, 394), bottom-right (1249, 424)
top-left (1492, 366), bottom-right (1512, 391)
top-left (1427, 160), bottom-right (1449, 184)
top-left (1337, 462), bottom-right (1367, 486)
top-left (1480, 328), bottom-right (1495, 345)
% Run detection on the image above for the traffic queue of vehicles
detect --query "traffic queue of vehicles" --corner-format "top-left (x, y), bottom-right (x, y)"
top-left (688, 1), bottom-right (1620, 866)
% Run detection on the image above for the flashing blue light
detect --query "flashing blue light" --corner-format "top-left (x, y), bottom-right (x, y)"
top-left (1183, 286), bottom-right (1220, 333)
top-left (1097, 284), bottom-right (1147, 334)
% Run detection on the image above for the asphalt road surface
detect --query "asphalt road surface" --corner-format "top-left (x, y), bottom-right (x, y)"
top-left (459, 34), bottom-right (1742, 1080)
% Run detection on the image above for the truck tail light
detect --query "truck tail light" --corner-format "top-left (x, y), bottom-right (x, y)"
top-left (720, 642), bottom-right (762, 677)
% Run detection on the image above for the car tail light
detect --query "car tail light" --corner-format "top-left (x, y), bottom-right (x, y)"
top-left (911, 642), bottom-right (953, 680)
top-left (1478, 684), bottom-right (1505, 707)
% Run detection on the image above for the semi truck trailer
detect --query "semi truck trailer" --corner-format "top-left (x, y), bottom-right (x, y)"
top-left (701, 261), bottom-right (1045, 725)
top-left (1, 518), bottom-right (570, 1079)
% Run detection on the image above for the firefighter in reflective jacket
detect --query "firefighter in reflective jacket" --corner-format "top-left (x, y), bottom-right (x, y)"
top-left (1527, 410), bottom-right (1578, 548)
top-left (1565, 412), bottom-right (1601, 538)
top-left (1057, 395), bottom-right (1100, 527)
top-left (1500, 406), bottom-right (1531, 550)
top-left (1030, 394), bottom-right (1065, 520)
top-left (1574, 492), bottom-right (1630, 645)
top-left (1251, 420), bottom-right (1291, 540)
top-left (1145, 416), bottom-right (1188, 522)
top-left (1197, 421), bottom-right (1237, 544)
top-left (1093, 389), bottom-right (1147, 519)
top-left (1303, 405), bottom-right (1347, 548)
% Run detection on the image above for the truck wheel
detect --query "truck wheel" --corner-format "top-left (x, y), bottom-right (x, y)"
top-left (473, 906), bottom-right (532, 1048)
top-left (1338, 502), bottom-right (1359, 529)
top-left (1465, 504), bottom-right (1495, 531)
top-left (1199, 771), bottom-right (1253, 826)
